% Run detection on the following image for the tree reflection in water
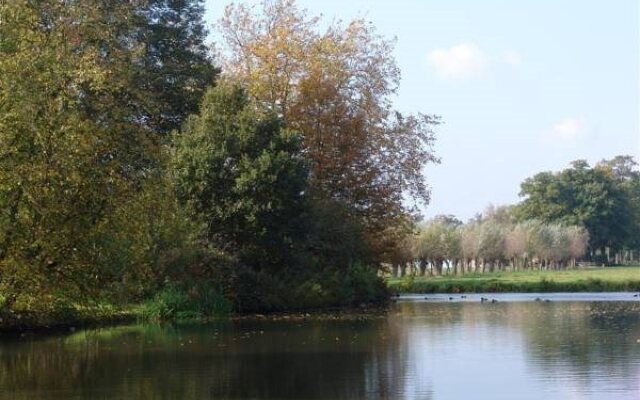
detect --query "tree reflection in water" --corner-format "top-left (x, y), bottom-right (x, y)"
top-left (0, 298), bottom-right (638, 400)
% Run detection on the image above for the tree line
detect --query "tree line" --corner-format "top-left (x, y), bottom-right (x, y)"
top-left (0, 0), bottom-right (438, 318)
top-left (396, 156), bottom-right (640, 277)
top-left (517, 156), bottom-right (640, 264)
top-left (395, 215), bottom-right (588, 277)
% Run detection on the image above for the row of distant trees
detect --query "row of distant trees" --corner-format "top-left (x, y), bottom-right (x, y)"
top-left (391, 156), bottom-right (640, 276)
top-left (392, 217), bottom-right (588, 277)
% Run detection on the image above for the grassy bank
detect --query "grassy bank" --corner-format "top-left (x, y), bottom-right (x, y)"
top-left (0, 302), bottom-right (390, 334)
top-left (6, 268), bottom-right (639, 332)
top-left (0, 267), bottom-right (390, 333)
top-left (388, 267), bottom-right (640, 294)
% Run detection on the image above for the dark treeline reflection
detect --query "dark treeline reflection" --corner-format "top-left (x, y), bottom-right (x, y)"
top-left (1, 300), bottom-right (639, 399)
top-left (0, 320), bottom-right (421, 400)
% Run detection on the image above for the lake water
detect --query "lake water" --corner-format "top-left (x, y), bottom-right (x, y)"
top-left (0, 293), bottom-right (639, 400)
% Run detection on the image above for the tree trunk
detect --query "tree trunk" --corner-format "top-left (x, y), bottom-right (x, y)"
top-left (419, 259), bottom-right (427, 276)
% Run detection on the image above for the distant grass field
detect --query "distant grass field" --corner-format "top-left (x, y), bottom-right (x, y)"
top-left (387, 267), bottom-right (640, 294)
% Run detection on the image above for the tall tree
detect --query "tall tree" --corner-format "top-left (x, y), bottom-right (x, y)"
top-left (0, 1), bottom-right (147, 307)
top-left (517, 160), bottom-right (631, 254)
top-left (597, 156), bottom-right (640, 252)
top-left (133, 0), bottom-right (219, 136)
top-left (172, 83), bottom-right (308, 270)
top-left (218, 0), bottom-right (439, 260)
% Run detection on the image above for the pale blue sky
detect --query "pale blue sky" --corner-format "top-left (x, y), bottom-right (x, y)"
top-left (204, 0), bottom-right (640, 221)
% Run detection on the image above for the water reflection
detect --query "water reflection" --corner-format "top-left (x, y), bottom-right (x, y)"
top-left (393, 299), bottom-right (640, 400)
top-left (0, 297), bottom-right (638, 399)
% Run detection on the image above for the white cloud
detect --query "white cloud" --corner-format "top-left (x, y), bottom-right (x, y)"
top-left (502, 50), bottom-right (522, 67)
top-left (541, 117), bottom-right (588, 145)
top-left (427, 44), bottom-right (522, 80)
top-left (427, 43), bottom-right (489, 80)
top-left (552, 118), bottom-right (585, 140)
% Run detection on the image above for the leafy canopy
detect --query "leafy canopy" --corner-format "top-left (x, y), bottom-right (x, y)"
top-left (516, 159), bottom-right (632, 251)
top-left (172, 83), bottom-right (308, 270)
top-left (218, 0), bottom-right (440, 260)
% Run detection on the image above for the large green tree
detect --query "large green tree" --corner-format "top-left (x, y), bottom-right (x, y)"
top-left (0, 1), bottom-right (148, 308)
top-left (597, 156), bottom-right (640, 252)
top-left (516, 160), bottom-right (632, 254)
top-left (218, 0), bottom-right (439, 261)
top-left (172, 83), bottom-right (308, 270)
top-left (132, 0), bottom-right (219, 136)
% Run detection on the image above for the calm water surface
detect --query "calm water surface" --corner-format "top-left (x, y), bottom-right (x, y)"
top-left (1, 293), bottom-right (639, 400)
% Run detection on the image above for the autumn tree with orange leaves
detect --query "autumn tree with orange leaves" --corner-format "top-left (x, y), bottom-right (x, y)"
top-left (217, 0), bottom-right (439, 260)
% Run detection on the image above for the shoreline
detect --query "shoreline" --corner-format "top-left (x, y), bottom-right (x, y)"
top-left (388, 279), bottom-right (640, 294)
top-left (0, 310), bottom-right (139, 336)
top-left (4, 288), bottom-right (640, 335)
top-left (0, 304), bottom-right (390, 336)
top-left (5, 267), bottom-right (640, 334)
top-left (387, 267), bottom-right (640, 294)
top-left (397, 292), bottom-right (640, 302)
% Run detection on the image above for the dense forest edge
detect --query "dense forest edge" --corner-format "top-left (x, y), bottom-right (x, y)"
top-left (0, 0), bottom-right (431, 330)
top-left (1, 1), bottom-right (639, 332)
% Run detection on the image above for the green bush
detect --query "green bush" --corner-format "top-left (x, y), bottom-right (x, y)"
top-left (142, 282), bottom-right (231, 322)
top-left (344, 263), bottom-right (389, 304)
top-left (220, 263), bottom-right (389, 313)
top-left (539, 278), bottom-right (554, 292)
top-left (399, 274), bottom-right (416, 292)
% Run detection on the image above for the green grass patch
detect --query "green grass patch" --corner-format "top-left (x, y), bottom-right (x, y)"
top-left (387, 267), bottom-right (640, 294)
top-left (140, 282), bottom-right (232, 322)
